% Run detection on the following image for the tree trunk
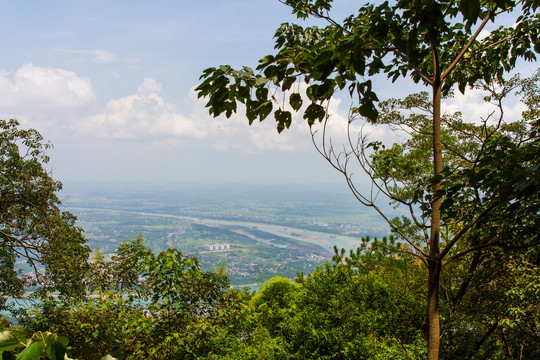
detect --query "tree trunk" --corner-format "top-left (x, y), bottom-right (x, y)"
top-left (427, 256), bottom-right (442, 360)
top-left (427, 79), bottom-right (443, 359)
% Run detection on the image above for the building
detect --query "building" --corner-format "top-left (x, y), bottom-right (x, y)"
top-left (204, 244), bottom-right (231, 251)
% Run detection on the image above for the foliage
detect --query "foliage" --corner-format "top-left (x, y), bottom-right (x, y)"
top-left (22, 237), bottom-right (253, 360)
top-left (196, 1), bottom-right (540, 358)
top-left (438, 249), bottom-right (540, 359)
top-left (286, 247), bottom-right (426, 360)
top-left (221, 247), bottom-right (427, 360)
top-left (0, 119), bottom-right (89, 311)
top-left (251, 275), bottom-right (299, 340)
top-left (218, 326), bottom-right (290, 360)
top-left (350, 75), bottom-right (539, 358)
top-left (197, 0), bottom-right (539, 130)
top-left (0, 329), bottom-right (68, 360)
top-left (14, 237), bottom-right (538, 359)
top-left (22, 293), bottom-right (150, 360)
top-left (85, 234), bottom-right (149, 293)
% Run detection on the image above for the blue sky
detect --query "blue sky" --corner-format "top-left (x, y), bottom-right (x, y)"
top-left (0, 1), bottom-right (535, 187)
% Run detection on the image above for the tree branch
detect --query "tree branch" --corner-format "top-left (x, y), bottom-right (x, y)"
top-left (441, 10), bottom-right (495, 80)
top-left (440, 200), bottom-right (501, 260)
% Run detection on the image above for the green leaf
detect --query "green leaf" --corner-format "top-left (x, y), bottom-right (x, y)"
top-left (255, 77), bottom-right (269, 86)
top-left (46, 336), bottom-right (68, 360)
top-left (534, 41), bottom-right (540, 54)
top-left (358, 100), bottom-right (378, 122)
top-left (258, 55), bottom-right (275, 66)
top-left (459, 0), bottom-right (480, 25)
top-left (48, 342), bottom-right (67, 360)
top-left (218, 65), bottom-right (231, 73)
top-left (282, 76), bottom-right (296, 91)
top-left (256, 87), bottom-right (269, 102)
top-left (275, 109), bottom-right (292, 133)
top-left (458, 81), bottom-right (466, 94)
top-left (303, 103), bottom-right (326, 126)
top-left (246, 99), bottom-right (259, 124)
top-left (258, 101), bottom-right (273, 121)
top-left (306, 84), bottom-right (317, 101)
top-left (290, 93), bottom-right (303, 111)
top-left (0, 331), bottom-right (25, 352)
top-left (313, 50), bottom-right (333, 67)
top-left (15, 342), bottom-right (44, 360)
top-left (263, 65), bottom-right (279, 81)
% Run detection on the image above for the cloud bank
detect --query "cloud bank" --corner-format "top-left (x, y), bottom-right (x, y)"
top-left (0, 64), bottom-right (95, 109)
top-left (79, 78), bottom-right (205, 140)
top-left (79, 79), bottom-right (317, 152)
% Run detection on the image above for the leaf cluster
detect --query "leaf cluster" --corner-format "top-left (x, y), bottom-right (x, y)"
top-left (197, 0), bottom-right (540, 133)
top-left (0, 329), bottom-right (68, 360)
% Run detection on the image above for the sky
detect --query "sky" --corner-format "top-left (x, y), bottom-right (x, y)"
top-left (0, 1), bottom-right (536, 188)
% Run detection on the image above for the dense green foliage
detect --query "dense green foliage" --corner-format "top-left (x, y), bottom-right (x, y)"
top-left (0, 119), bottom-right (89, 311)
top-left (16, 237), bottom-right (250, 360)
top-left (6, 236), bottom-right (537, 359)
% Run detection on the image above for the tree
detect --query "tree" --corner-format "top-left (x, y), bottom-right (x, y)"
top-left (86, 234), bottom-right (149, 293)
top-left (196, 1), bottom-right (540, 358)
top-left (229, 246), bottom-right (426, 360)
top-left (293, 247), bottom-right (427, 359)
top-left (0, 119), bottom-right (89, 310)
top-left (25, 238), bottom-right (253, 360)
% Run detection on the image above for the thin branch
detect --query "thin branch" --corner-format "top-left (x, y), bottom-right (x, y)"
top-left (408, 203), bottom-right (429, 237)
top-left (440, 200), bottom-right (501, 260)
top-left (450, 249), bottom-right (483, 306)
top-left (349, 124), bottom-right (416, 208)
top-left (346, 175), bottom-right (429, 257)
top-left (312, 119), bottom-right (428, 257)
top-left (278, 0), bottom-right (351, 35)
top-left (441, 10), bottom-right (495, 80)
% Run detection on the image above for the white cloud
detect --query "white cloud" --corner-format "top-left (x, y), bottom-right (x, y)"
top-left (443, 85), bottom-right (525, 125)
top-left (0, 64), bottom-right (95, 109)
top-left (78, 79), bottom-right (395, 153)
top-left (478, 29), bottom-right (491, 41)
top-left (80, 78), bottom-right (205, 140)
top-left (137, 78), bottom-right (162, 95)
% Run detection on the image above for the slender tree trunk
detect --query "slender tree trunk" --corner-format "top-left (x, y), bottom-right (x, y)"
top-left (427, 255), bottom-right (442, 360)
top-left (427, 79), bottom-right (443, 360)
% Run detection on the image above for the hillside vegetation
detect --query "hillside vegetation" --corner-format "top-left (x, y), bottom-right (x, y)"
top-left (2, 0), bottom-right (540, 358)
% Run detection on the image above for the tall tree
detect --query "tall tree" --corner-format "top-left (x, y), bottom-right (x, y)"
top-left (369, 74), bottom-right (539, 358)
top-left (196, 1), bottom-right (540, 358)
top-left (0, 119), bottom-right (89, 309)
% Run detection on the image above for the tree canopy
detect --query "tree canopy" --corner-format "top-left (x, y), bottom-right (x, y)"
top-left (0, 119), bottom-right (89, 309)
